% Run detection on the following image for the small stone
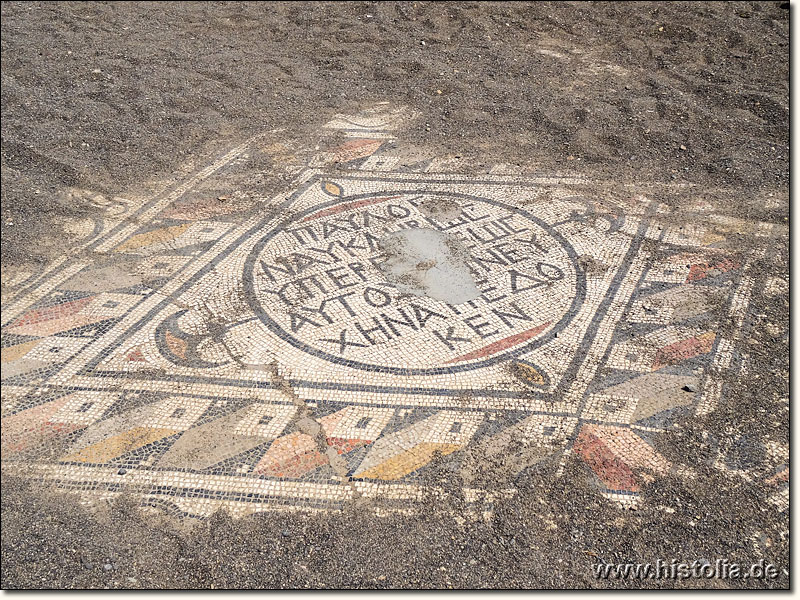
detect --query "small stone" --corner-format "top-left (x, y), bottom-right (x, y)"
top-left (104, 563), bottom-right (114, 572)
top-left (680, 144), bottom-right (687, 150)
top-left (117, 468), bottom-right (127, 475)
top-left (682, 384), bottom-right (697, 393)
top-left (281, 529), bottom-right (291, 537)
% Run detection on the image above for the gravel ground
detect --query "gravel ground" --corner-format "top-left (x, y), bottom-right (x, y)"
top-left (0, 1), bottom-right (789, 589)
top-left (1, 1), bottom-right (788, 270)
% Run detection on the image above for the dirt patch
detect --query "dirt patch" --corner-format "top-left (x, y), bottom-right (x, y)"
top-left (0, 1), bottom-right (789, 273)
top-left (418, 197), bottom-right (462, 221)
top-left (0, 0), bottom-right (788, 590)
top-left (1, 449), bottom-right (789, 589)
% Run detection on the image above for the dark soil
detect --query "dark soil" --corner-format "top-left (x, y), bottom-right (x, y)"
top-left (0, 0), bottom-right (789, 270)
top-left (0, 0), bottom-right (789, 590)
top-left (1, 449), bottom-right (789, 589)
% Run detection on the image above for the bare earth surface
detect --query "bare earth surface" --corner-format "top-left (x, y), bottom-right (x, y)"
top-left (0, 1), bottom-right (789, 590)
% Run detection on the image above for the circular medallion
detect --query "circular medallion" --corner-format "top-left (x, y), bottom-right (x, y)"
top-left (244, 188), bottom-right (584, 374)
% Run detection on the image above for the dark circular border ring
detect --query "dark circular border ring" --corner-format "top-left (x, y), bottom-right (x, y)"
top-left (243, 188), bottom-right (587, 376)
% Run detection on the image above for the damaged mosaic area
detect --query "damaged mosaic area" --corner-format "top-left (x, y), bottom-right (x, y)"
top-left (1, 105), bottom-right (788, 520)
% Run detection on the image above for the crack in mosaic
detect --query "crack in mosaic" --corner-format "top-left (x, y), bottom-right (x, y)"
top-left (0, 104), bottom-right (785, 519)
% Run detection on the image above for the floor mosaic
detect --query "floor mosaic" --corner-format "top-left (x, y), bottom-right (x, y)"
top-left (1, 104), bottom-right (787, 518)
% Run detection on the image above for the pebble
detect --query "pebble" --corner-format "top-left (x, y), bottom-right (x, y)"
top-left (103, 563), bottom-right (113, 571)
top-left (117, 468), bottom-right (127, 475)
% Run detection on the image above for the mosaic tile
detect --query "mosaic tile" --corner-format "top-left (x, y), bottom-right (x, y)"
top-left (0, 104), bottom-right (778, 516)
